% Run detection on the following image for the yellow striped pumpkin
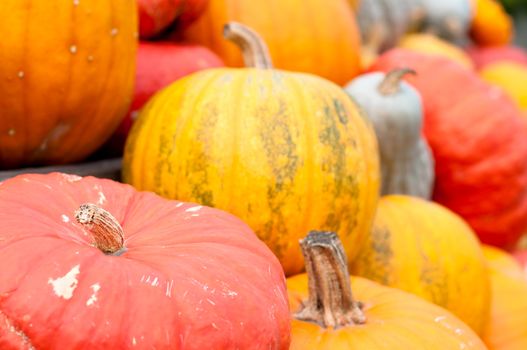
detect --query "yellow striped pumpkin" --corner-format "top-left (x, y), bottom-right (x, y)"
top-left (0, 0), bottom-right (137, 168)
top-left (123, 23), bottom-right (380, 276)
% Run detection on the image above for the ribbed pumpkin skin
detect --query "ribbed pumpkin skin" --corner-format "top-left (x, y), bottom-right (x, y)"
top-left (350, 195), bottom-right (490, 334)
top-left (480, 62), bottom-right (527, 112)
top-left (123, 68), bottom-right (380, 276)
top-left (0, 173), bottom-right (290, 349)
top-left (482, 246), bottom-right (527, 350)
top-left (369, 49), bottom-right (527, 249)
top-left (0, 1), bottom-right (137, 169)
top-left (180, 0), bottom-right (362, 85)
top-left (287, 275), bottom-right (488, 350)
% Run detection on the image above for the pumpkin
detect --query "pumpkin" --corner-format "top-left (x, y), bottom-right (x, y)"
top-left (479, 62), bottom-right (527, 112)
top-left (466, 45), bottom-right (527, 69)
top-left (482, 246), bottom-right (527, 350)
top-left (470, 0), bottom-right (514, 47)
top-left (398, 33), bottom-right (474, 70)
top-left (349, 195), bottom-right (490, 334)
top-left (513, 249), bottom-right (527, 277)
top-left (123, 23), bottom-right (380, 276)
top-left (0, 173), bottom-right (290, 349)
top-left (420, 0), bottom-right (474, 42)
top-left (369, 49), bottom-right (527, 249)
top-left (0, 0), bottom-right (137, 169)
top-left (107, 41), bottom-right (224, 154)
top-left (179, 0), bottom-right (362, 85)
top-left (347, 0), bottom-right (360, 11)
top-left (345, 69), bottom-right (434, 198)
top-left (287, 231), bottom-right (488, 349)
top-left (138, 0), bottom-right (209, 38)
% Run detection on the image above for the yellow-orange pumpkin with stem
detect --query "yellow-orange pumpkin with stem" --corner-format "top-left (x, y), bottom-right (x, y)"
top-left (123, 23), bottom-right (380, 276)
top-left (287, 231), bottom-right (488, 349)
top-left (179, 0), bottom-right (362, 85)
top-left (0, 0), bottom-right (137, 169)
top-left (350, 195), bottom-right (490, 334)
top-left (482, 246), bottom-right (527, 350)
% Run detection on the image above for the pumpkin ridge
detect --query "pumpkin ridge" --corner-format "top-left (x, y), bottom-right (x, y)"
top-left (0, 309), bottom-right (35, 349)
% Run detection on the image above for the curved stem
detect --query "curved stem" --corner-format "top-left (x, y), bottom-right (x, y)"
top-left (223, 21), bottom-right (273, 69)
top-left (378, 68), bottom-right (416, 95)
top-left (294, 231), bottom-right (366, 328)
top-left (74, 203), bottom-right (125, 255)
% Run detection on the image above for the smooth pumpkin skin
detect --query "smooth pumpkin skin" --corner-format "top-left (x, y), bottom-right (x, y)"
top-left (398, 33), bottom-right (474, 70)
top-left (0, 173), bottom-right (290, 349)
top-left (180, 0), bottom-right (362, 85)
top-left (470, 0), bottom-right (513, 47)
top-left (369, 49), bottom-right (527, 249)
top-left (123, 68), bottom-right (380, 276)
top-left (350, 195), bottom-right (490, 334)
top-left (0, 0), bottom-right (137, 169)
top-left (287, 275), bottom-right (488, 350)
top-left (466, 45), bottom-right (527, 69)
top-left (479, 62), bottom-right (527, 112)
top-left (482, 246), bottom-right (527, 350)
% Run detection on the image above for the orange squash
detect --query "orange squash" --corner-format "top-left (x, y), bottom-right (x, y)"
top-left (123, 23), bottom-right (380, 276)
top-left (470, 0), bottom-right (514, 47)
top-left (0, 0), bottom-right (137, 169)
top-left (480, 62), bottom-right (527, 112)
top-left (180, 0), bottom-right (362, 85)
top-left (350, 195), bottom-right (490, 334)
top-left (287, 231), bottom-right (488, 349)
top-left (482, 246), bottom-right (527, 350)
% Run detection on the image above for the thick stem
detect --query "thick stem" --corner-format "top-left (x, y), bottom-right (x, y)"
top-left (223, 21), bottom-right (273, 69)
top-left (294, 231), bottom-right (366, 328)
top-left (378, 68), bottom-right (416, 95)
top-left (74, 203), bottom-right (125, 255)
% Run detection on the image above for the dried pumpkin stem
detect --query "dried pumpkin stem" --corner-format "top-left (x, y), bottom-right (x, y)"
top-left (378, 68), bottom-right (416, 95)
top-left (223, 21), bottom-right (273, 69)
top-left (294, 231), bottom-right (366, 328)
top-left (74, 203), bottom-right (125, 255)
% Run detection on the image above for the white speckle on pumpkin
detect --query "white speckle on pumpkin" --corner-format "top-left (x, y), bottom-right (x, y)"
top-left (86, 283), bottom-right (100, 306)
top-left (110, 28), bottom-right (119, 36)
top-left (175, 202), bottom-right (184, 208)
top-left (455, 328), bottom-right (464, 335)
top-left (48, 264), bottom-right (80, 299)
top-left (185, 206), bottom-right (202, 213)
top-left (206, 298), bottom-right (216, 306)
top-left (73, 0), bottom-right (79, 6)
top-left (18, 71), bottom-right (24, 79)
top-left (61, 173), bottom-right (82, 182)
top-left (70, 45), bottom-right (78, 54)
top-left (132, 337), bottom-right (137, 346)
top-left (151, 277), bottom-right (159, 287)
top-left (97, 191), bottom-right (106, 205)
top-left (191, 214), bottom-right (199, 217)
top-left (165, 280), bottom-right (174, 297)
top-left (211, 322), bottom-right (219, 330)
top-left (61, 214), bottom-right (70, 223)
top-left (434, 316), bottom-right (446, 322)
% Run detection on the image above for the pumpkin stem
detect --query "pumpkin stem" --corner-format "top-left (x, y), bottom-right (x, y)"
top-left (74, 203), bottom-right (126, 255)
top-left (378, 68), bottom-right (416, 95)
top-left (223, 21), bottom-right (273, 69)
top-left (294, 231), bottom-right (366, 328)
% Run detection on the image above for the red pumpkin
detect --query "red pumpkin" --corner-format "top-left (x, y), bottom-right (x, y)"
top-left (0, 173), bottom-right (290, 349)
top-left (466, 45), bottom-right (527, 69)
top-left (369, 49), bottom-right (527, 249)
top-left (139, 0), bottom-right (209, 38)
top-left (107, 41), bottom-right (224, 153)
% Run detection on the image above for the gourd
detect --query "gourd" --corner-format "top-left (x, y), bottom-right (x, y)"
top-left (0, 0), bottom-right (137, 169)
top-left (420, 0), bottom-right (474, 42)
top-left (466, 45), bottom-right (527, 69)
top-left (0, 173), bottom-right (290, 349)
top-left (480, 62), bottom-right (527, 112)
top-left (470, 0), bottom-right (514, 47)
top-left (287, 231), bottom-right (488, 350)
top-left (350, 195), bottom-right (490, 334)
top-left (123, 23), bottom-right (380, 276)
top-left (370, 49), bottom-right (527, 249)
top-left (345, 69), bottom-right (434, 198)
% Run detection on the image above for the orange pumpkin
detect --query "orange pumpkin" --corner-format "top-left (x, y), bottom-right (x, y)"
top-left (480, 62), bottom-right (527, 112)
top-left (287, 231), bottom-right (488, 349)
top-left (482, 246), bottom-right (527, 350)
top-left (0, 0), bottom-right (137, 169)
top-left (470, 0), bottom-right (514, 46)
top-left (180, 0), bottom-right (362, 85)
top-left (350, 195), bottom-right (490, 334)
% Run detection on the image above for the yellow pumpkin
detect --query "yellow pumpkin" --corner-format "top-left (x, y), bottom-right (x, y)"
top-left (479, 62), bottom-right (527, 112)
top-left (123, 23), bottom-right (380, 276)
top-left (398, 33), bottom-right (474, 70)
top-left (350, 195), bottom-right (490, 334)
top-left (482, 246), bottom-right (527, 350)
top-left (287, 231), bottom-right (488, 350)
top-left (0, 0), bottom-right (137, 169)
top-left (470, 0), bottom-right (513, 47)
top-left (180, 0), bottom-right (362, 85)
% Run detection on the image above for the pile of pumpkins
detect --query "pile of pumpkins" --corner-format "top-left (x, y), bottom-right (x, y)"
top-left (1, 0), bottom-right (527, 348)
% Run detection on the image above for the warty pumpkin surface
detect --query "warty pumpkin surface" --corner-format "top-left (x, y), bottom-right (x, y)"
top-left (369, 49), bottom-right (527, 249)
top-left (0, 0), bottom-right (137, 169)
top-left (350, 195), bottom-right (490, 334)
top-left (0, 173), bottom-right (290, 349)
top-left (123, 23), bottom-right (380, 276)
top-left (179, 0), bottom-right (362, 85)
top-left (287, 231), bottom-right (488, 350)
